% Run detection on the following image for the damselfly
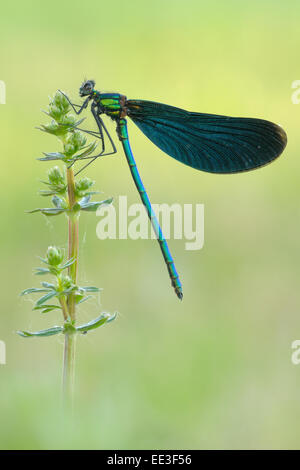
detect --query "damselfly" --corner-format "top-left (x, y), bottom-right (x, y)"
top-left (59, 80), bottom-right (287, 300)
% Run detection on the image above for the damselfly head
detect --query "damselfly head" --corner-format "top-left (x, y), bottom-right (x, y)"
top-left (79, 79), bottom-right (95, 97)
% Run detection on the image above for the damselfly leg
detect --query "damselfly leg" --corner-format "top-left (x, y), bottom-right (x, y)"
top-left (58, 90), bottom-right (90, 115)
top-left (57, 91), bottom-right (117, 175)
top-left (73, 112), bottom-right (117, 176)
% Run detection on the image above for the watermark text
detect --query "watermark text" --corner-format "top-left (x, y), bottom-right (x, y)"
top-left (291, 80), bottom-right (300, 104)
top-left (0, 81), bottom-right (6, 104)
top-left (0, 340), bottom-right (6, 365)
top-left (96, 196), bottom-right (204, 251)
top-left (291, 340), bottom-right (300, 365)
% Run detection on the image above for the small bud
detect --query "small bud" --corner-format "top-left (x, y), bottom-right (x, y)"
top-left (75, 177), bottom-right (94, 195)
top-left (48, 105), bottom-right (63, 121)
top-left (64, 143), bottom-right (75, 156)
top-left (46, 246), bottom-right (64, 266)
top-left (53, 92), bottom-right (62, 106)
top-left (60, 114), bottom-right (76, 127)
top-left (64, 131), bottom-right (86, 156)
top-left (53, 91), bottom-right (70, 114)
top-left (43, 120), bottom-right (59, 133)
top-left (72, 131), bottom-right (86, 149)
top-left (48, 166), bottom-right (65, 185)
top-left (61, 275), bottom-right (73, 290)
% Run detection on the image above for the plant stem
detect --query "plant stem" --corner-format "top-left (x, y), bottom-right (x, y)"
top-left (62, 166), bottom-right (79, 407)
top-left (68, 215), bottom-right (79, 320)
top-left (62, 331), bottom-right (76, 408)
top-left (59, 296), bottom-right (68, 322)
top-left (66, 166), bottom-right (78, 320)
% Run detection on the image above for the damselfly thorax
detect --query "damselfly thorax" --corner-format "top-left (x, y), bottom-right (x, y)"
top-left (92, 92), bottom-right (128, 120)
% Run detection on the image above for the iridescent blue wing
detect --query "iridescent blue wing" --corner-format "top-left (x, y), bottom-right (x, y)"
top-left (126, 100), bottom-right (287, 174)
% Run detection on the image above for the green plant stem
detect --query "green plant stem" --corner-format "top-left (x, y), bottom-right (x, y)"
top-left (59, 296), bottom-right (68, 322)
top-left (62, 331), bottom-right (76, 408)
top-left (66, 166), bottom-right (78, 321)
top-left (62, 166), bottom-right (79, 407)
top-left (68, 217), bottom-right (79, 299)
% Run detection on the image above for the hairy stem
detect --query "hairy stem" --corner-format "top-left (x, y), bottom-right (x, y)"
top-left (59, 296), bottom-right (68, 322)
top-left (62, 166), bottom-right (79, 407)
top-left (66, 166), bottom-right (79, 321)
top-left (62, 331), bottom-right (76, 408)
top-left (68, 215), bottom-right (79, 320)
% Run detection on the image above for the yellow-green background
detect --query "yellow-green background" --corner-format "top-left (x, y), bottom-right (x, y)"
top-left (0, 0), bottom-right (299, 449)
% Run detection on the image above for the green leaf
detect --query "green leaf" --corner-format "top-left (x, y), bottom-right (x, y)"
top-left (52, 195), bottom-right (65, 208)
top-left (36, 123), bottom-right (68, 137)
top-left (41, 282), bottom-right (56, 290)
top-left (34, 267), bottom-right (51, 276)
top-left (35, 291), bottom-right (57, 307)
top-left (106, 312), bottom-right (118, 323)
top-left (81, 191), bottom-right (100, 197)
top-left (44, 152), bottom-right (66, 159)
top-left (80, 198), bottom-right (113, 212)
top-left (37, 115), bottom-right (86, 137)
top-left (39, 183), bottom-right (67, 196)
top-left (33, 304), bottom-right (61, 313)
top-left (61, 284), bottom-right (77, 294)
top-left (71, 141), bottom-right (98, 161)
top-left (41, 208), bottom-right (65, 215)
top-left (76, 312), bottom-right (117, 334)
top-left (39, 190), bottom-right (60, 197)
top-left (27, 207), bottom-right (65, 216)
top-left (79, 195), bottom-right (91, 205)
top-left (17, 326), bottom-right (63, 338)
top-left (54, 117), bottom-right (86, 129)
top-left (38, 156), bottom-right (64, 162)
top-left (81, 286), bottom-right (101, 293)
top-left (41, 307), bottom-right (59, 314)
top-left (38, 152), bottom-right (67, 161)
top-left (21, 287), bottom-right (51, 296)
top-left (59, 257), bottom-right (76, 270)
top-left (76, 295), bottom-right (92, 304)
top-left (70, 117), bottom-right (86, 128)
top-left (73, 117), bottom-right (86, 127)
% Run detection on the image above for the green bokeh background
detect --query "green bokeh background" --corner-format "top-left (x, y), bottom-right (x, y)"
top-left (0, 0), bottom-right (299, 449)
